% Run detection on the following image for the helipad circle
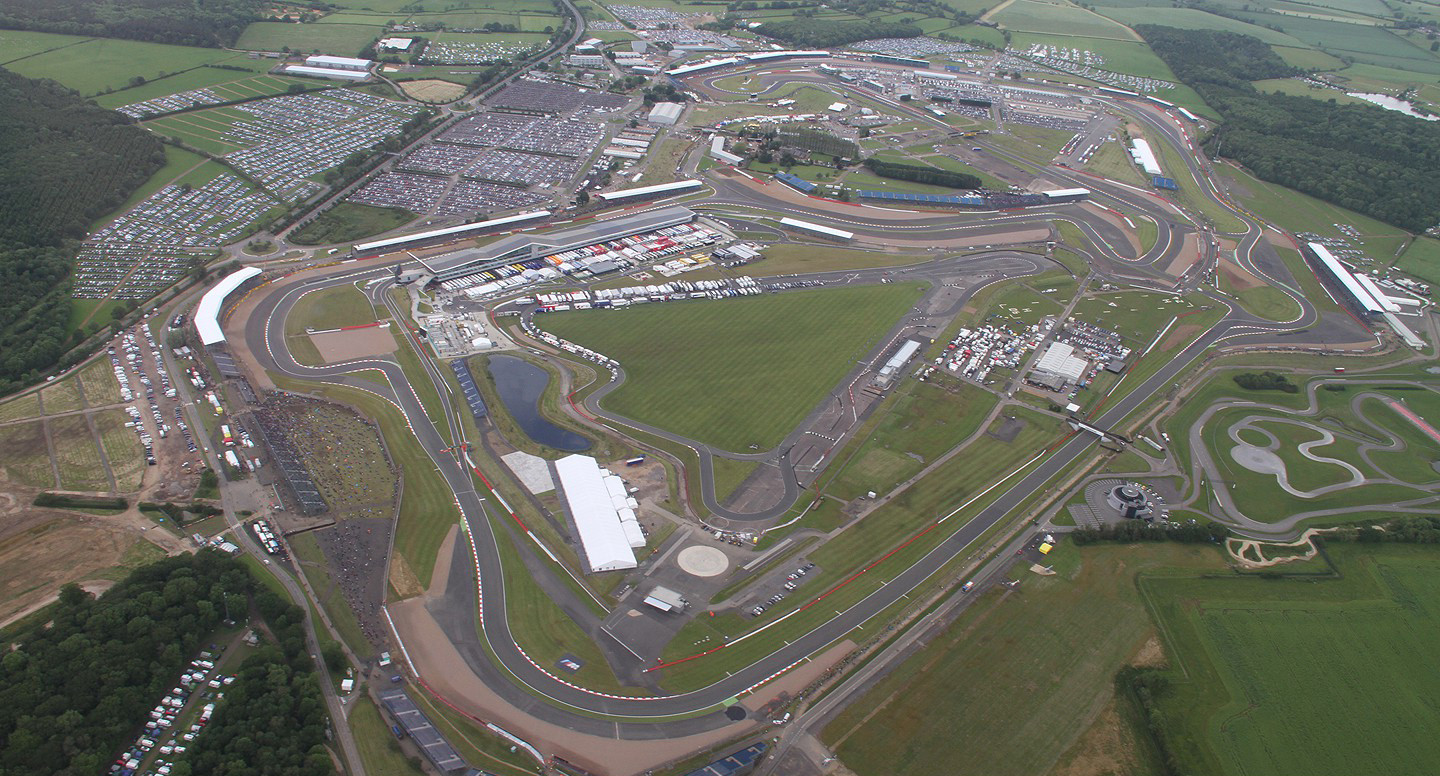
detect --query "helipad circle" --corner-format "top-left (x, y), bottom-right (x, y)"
top-left (677, 545), bottom-right (729, 577)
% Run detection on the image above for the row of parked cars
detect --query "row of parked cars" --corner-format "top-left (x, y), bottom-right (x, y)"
top-left (110, 653), bottom-right (233, 776)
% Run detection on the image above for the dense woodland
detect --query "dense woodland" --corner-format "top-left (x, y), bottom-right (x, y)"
top-left (863, 157), bottom-right (982, 190)
top-left (1137, 26), bottom-right (1440, 233)
top-left (0, 552), bottom-right (332, 776)
top-left (0, 0), bottom-right (264, 47)
top-left (0, 68), bottom-right (164, 394)
top-left (752, 18), bottom-right (922, 48)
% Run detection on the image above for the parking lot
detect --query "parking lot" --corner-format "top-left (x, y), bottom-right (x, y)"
top-left (223, 90), bottom-right (427, 201)
top-left (418, 38), bottom-right (541, 64)
top-left (850, 36), bottom-right (977, 57)
top-left (434, 180), bottom-right (549, 216)
top-left (467, 149), bottom-right (581, 187)
top-left (347, 171), bottom-right (450, 212)
top-left (110, 648), bottom-right (235, 776)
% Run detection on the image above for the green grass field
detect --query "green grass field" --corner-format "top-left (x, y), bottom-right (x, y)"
top-left (992, 0), bottom-right (1139, 39)
top-left (1394, 236), bottom-right (1440, 286)
top-left (290, 203), bottom-right (416, 246)
top-left (822, 541), bottom-right (1221, 776)
top-left (236, 22), bottom-right (383, 56)
top-left (288, 285), bottom-right (376, 337)
top-left (4, 37), bottom-right (263, 97)
top-left (350, 697), bottom-right (427, 776)
top-left (826, 380), bottom-right (1000, 500)
top-left (1099, 6), bottom-right (1309, 46)
top-left (1145, 543), bottom-right (1440, 776)
top-left (540, 283), bottom-right (927, 452)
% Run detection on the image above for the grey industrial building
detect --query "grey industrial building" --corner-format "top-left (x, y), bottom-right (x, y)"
top-left (418, 206), bottom-right (696, 282)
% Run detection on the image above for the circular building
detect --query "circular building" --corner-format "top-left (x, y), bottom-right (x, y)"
top-left (1106, 484), bottom-right (1154, 521)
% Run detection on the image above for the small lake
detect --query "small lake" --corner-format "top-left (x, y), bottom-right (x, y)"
top-left (486, 355), bottom-right (591, 452)
top-left (1348, 92), bottom-right (1438, 121)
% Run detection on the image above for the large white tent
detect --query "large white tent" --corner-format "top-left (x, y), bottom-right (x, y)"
top-left (554, 455), bottom-right (639, 572)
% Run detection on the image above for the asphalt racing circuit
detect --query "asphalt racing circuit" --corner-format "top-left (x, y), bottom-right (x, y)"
top-left (229, 55), bottom-right (1375, 773)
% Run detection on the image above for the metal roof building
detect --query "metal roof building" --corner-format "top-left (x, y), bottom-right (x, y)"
top-left (282, 65), bottom-right (369, 81)
top-left (553, 455), bottom-right (639, 572)
top-left (685, 743), bottom-right (768, 776)
top-left (1034, 341), bottom-right (1088, 383)
top-left (648, 102), bottom-right (685, 125)
top-left (305, 55), bottom-right (372, 71)
top-left (873, 339), bottom-right (922, 388)
top-left (779, 216), bottom-right (853, 241)
top-left (354, 210), bottom-right (550, 255)
top-left (594, 179), bottom-right (702, 203)
top-left (419, 206), bottom-right (696, 281)
top-left (195, 267), bottom-right (262, 346)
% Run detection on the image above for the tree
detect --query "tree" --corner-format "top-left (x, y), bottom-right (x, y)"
top-left (575, 189), bottom-right (590, 205)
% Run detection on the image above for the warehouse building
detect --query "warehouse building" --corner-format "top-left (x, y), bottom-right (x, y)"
top-left (305, 55), bottom-right (372, 71)
top-left (553, 454), bottom-right (643, 572)
top-left (419, 206), bottom-right (696, 282)
top-left (282, 65), bottom-right (370, 81)
top-left (648, 102), bottom-right (685, 125)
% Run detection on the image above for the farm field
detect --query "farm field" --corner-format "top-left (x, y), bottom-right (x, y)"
top-left (1098, 6), bottom-right (1308, 46)
top-left (541, 283), bottom-right (926, 452)
top-left (1146, 543), bottom-right (1440, 776)
top-left (0, 422), bottom-right (53, 488)
top-left (50, 415), bottom-right (110, 492)
top-left (4, 37), bottom-right (266, 97)
top-left (990, 0), bottom-right (1139, 39)
top-left (822, 541), bottom-right (1221, 776)
top-left (236, 22), bottom-right (383, 56)
top-left (93, 71), bottom-right (315, 111)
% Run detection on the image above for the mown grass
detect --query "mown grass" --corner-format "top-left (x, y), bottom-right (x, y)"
top-left (1146, 543), bottom-right (1440, 776)
top-left (540, 283), bottom-right (927, 453)
top-left (821, 542), bottom-right (1223, 776)
top-left (291, 203), bottom-right (416, 246)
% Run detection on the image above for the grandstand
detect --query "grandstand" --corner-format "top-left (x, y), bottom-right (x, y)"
top-left (779, 217), bottom-right (853, 241)
top-left (855, 188), bottom-right (1087, 208)
top-left (775, 172), bottom-right (818, 193)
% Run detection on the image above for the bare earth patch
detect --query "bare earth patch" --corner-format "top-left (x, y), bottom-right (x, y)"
top-left (1161, 323), bottom-right (1201, 351)
top-left (1218, 258), bottom-right (1262, 291)
top-left (400, 79), bottom-right (466, 102)
top-left (0, 512), bottom-right (137, 625)
top-left (310, 324), bottom-right (396, 363)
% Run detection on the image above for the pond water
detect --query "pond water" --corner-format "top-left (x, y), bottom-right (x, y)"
top-left (1348, 92), bottom-right (1438, 121)
top-left (486, 355), bottom-right (591, 452)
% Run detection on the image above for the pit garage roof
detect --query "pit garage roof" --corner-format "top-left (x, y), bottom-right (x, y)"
top-left (420, 206), bottom-right (695, 277)
top-left (196, 267), bottom-right (262, 346)
top-left (554, 455), bottom-right (637, 572)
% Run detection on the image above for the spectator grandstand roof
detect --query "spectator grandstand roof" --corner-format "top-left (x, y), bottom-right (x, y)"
top-left (354, 211), bottom-right (550, 254)
top-left (857, 189), bottom-right (987, 206)
top-left (774, 172), bottom-right (817, 193)
top-left (380, 690), bottom-right (467, 774)
top-left (595, 179), bottom-right (701, 201)
top-left (196, 267), bottom-right (262, 346)
top-left (779, 216), bottom-right (853, 240)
